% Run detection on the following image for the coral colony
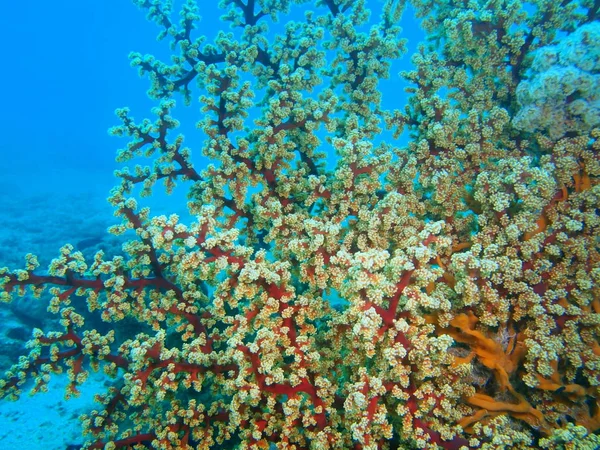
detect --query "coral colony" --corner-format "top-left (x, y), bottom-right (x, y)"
top-left (1, 0), bottom-right (600, 448)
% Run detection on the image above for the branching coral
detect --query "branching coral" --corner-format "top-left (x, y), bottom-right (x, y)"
top-left (1, 0), bottom-right (599, 449)
top-left (513, 22), bottom-right (600, 140)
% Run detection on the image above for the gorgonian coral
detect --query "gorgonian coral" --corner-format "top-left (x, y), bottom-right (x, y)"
top-left (1, 0), bottom-right (599, 449)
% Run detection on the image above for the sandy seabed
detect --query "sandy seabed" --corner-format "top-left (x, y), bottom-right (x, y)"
top-left (0, 373), bottom-right (106, 450)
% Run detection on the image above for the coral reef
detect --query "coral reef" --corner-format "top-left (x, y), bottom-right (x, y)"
top-left (1, 0), bottom-right (599, 449)
top-left (513, 22), bottom-right (600, 140)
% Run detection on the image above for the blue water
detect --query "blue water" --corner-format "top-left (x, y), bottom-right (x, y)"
top-left (0, 0), bottom-right (598, 449)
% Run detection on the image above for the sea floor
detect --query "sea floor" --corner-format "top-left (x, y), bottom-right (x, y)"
top-left (0, 373), bottom-right (106, 450)
top-left (0, 171), bottom-right (191, 449)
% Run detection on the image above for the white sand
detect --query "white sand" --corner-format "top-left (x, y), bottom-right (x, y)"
top-left (0, 372), bottom-right (106, 450)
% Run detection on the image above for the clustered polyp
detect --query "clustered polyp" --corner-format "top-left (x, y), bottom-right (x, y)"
top-left (1, 0), bottom-right (599, 449)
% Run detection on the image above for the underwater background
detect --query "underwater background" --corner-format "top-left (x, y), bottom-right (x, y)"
top-left (0, 0), bottom-right (598, 449)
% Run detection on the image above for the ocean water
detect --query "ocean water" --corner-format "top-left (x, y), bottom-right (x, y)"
top-left (0, 0), bottom-right (598, 449)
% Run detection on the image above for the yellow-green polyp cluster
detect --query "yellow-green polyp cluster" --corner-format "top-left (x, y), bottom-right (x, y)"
top-left (1, 0), bottom-right (599, 449)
